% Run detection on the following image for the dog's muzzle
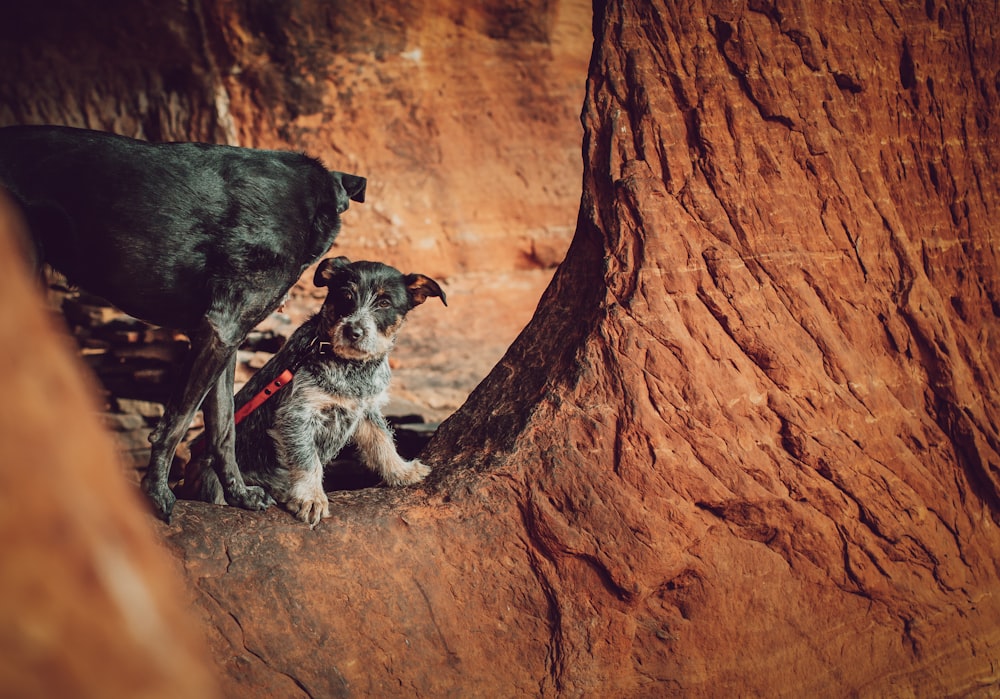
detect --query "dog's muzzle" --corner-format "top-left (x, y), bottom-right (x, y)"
top-left (330, 316), bottom-right (392, 361)
top-left (342, 321), bottom-right (364, 342)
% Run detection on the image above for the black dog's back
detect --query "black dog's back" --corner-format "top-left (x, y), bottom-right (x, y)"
top-left (0, 125), bottom-right (356, 330)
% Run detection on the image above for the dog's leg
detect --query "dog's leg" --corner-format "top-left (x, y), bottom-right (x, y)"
top-left (142, 334), bottom-right (220, 520)
top-left (268, 425), bottom-right (331, 528)
top-left (268, 387), bottom-right (360, 527)
top-left (142, 317), bottom-right (267, 521)
top-left (267, 435), bottom-right (331, 528)
top-left (202, 353), bottom-right (273, 511)
top-left (352, 412), bottom-right (431, 486)
top-left (280, 458), bottom-right (329, 529)
top-left (180, 458), bottom-right (227, 505)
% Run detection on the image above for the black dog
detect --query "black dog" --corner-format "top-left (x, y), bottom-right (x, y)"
top-left (183, 256), bottom-right (446, 526)
top-left (0, 125), bottom-right (366, 520)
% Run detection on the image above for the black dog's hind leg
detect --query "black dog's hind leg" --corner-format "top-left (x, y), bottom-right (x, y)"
top-left (142, 316), bottom-right (268, 521)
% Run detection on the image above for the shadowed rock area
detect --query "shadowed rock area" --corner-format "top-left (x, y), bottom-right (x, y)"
top-left (2, 0), bottom-right (1000, 696)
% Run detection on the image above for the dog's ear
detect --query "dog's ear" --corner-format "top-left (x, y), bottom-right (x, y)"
top-left (342, 174), bottom-right (366, 203)
top-left (314, 256), bottom-right (352, 288)
top-left (330, 171), bottom-right (367, 204)
top-left (404, 274), bottom-right (447, 307)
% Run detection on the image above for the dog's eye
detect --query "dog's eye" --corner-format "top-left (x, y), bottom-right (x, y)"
top-left (376, 297), bottom-right (392, 309)
top-left (340, 290), bottom-right (354, 303)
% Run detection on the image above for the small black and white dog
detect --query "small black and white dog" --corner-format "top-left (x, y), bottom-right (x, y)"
top-left (184, 256), bottom-right (446, 526)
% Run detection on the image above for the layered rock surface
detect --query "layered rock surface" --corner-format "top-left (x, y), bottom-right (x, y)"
top-left (1, 0), bottom-right (999, 696)
top-left (0, 0), bottom-right (592, 277)
top-left (160, 0), bottom-right (1000, 697)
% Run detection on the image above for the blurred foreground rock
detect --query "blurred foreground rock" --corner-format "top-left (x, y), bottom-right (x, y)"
top-left (0, 193), bottom-right (218, 698)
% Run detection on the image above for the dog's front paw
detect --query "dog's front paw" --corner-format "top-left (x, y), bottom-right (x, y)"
top-left (384, 459), bottom-right (431, 487)
top-left (286, 492), bottom-right (330, 528)
top-left (283, 477), bottom-right (330, 528)
top-left (226, 484), bottom-right (272, 511)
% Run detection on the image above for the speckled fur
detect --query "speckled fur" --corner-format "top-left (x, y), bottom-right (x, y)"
top-left (184, 257), bottom-right (444, 526)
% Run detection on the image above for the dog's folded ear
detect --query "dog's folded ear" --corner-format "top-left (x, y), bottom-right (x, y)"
top-left (314, 256), bottom-right (352, 287)
top-left (331, 171), bottom-right (367, 203)
top-left (404, 274), bottom-right (447, 307)
top-left (344, 174), bottom-right (366, 203)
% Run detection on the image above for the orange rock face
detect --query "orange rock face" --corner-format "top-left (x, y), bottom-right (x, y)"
top-left (3, 0), bottom-right (1000, 696)
top-left (429, 0), bottom-right (1000, 692)
top-left (212, 0), bottom-right (593, 277)
top-left (159, 1), bottom-right (1000, 697)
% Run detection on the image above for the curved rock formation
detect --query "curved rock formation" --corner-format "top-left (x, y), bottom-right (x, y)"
top-left (158, 0), bottom-right (1000, 696)
top-left (0, 193), bottom-right (218, 698)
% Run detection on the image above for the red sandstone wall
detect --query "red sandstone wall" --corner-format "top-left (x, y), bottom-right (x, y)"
top-left (0, 0), bottom-right (593, 276)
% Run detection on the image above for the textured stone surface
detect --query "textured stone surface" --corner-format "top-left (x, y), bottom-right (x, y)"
top-left (4, 0), bottom-right (1000, 695)
top-left (0, 0), bottom-right (591, 278)
top-left (158, 1), bottom-right (1000, 697)
top-left (0, 194), bottom-right (218, 698)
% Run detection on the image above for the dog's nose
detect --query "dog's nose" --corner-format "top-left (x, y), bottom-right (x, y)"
top-left (343, 323), bottom-right (364, 341)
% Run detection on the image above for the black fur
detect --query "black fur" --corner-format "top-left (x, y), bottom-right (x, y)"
top-left (0, 125), bottom-right (366, 520)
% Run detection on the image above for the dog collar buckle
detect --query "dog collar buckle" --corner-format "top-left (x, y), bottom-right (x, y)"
top-left (317, 340), bottom-right (334, 357)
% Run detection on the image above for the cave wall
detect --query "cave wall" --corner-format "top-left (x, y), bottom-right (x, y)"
top-left (3, 0), bottom-right (1000, 695)
top-left (427, 0), bottom-right (1000, 692)
top-left (154, 0), bottom-right (1000, 696)
top-left (0, 1), bottom-right (226, 141)
top-left (0, 0), bottom-right (592, 276)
